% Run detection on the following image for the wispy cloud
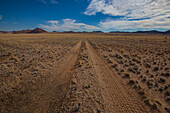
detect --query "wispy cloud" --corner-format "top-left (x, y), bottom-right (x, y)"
top-left (39, 19), bottom-right (100, 31)
top-left (50, 0), bottom-right (58, 4)
top-left (39, 0), bottom-right (58, 4)
top-left (85, 0), bottom-right (170, 30)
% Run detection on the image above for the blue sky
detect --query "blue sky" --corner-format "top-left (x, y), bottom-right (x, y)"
top-left (0, 0), bottom-right (170, 32)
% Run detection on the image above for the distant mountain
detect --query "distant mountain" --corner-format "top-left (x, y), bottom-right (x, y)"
top-left (164, 30), bottom-right (170, 34)
top-left (13, 28), bottom-right (47, 34)
top-left (134, 30), bottom-right (163, 34)
top-left (92, 31), bottom-right (104, 33)
top-left (30, 28), bottom-right (47, 33)
top-left (0, 31), bottom-right (8, 34)
top-left (63, 31), bottom-right (76, 33)
top-left (2, 28), bottom-right (170, 34)
top-left (13, 29), bottom-right (32, 34)
top-left (110, 31), bottom-right (129, 33)
top-left (109, 30), bottom-right (170, 34)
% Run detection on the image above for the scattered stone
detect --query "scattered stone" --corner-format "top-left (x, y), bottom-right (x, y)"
top-left (159, 78), bottom-right (166, 84)
top-left (128, 79), bottom-right (135, 85)
top-left (72, 103), bottom-right (80, 112)
top-left (153, 67), bottom-right (159, 71)
top-left (71, 78), bottom-right (77, 85)
top-left (141, 78), bottom-right (146, 83)
top-left (165, 97), bottom-right (170, 103)
top-left (123, 73), bottom-right (130, 78)
top-left (147, 80), bottom-right (154, 88)
top-left (83, 84), bottom-right (90, 89)
top-left (111, 64), bottom-right (118, 68)
top-left (144, 99), bottom-right (151, 106)
top-left (165, 107), bottom-right (170, 113)
top-left (73, 86), bottom-right (77, 91)
top-left (158, 87), bottom-right (163, 92)
top-left (165, 91), bottom-right (170, 96)
top-left (151, 103), bottom-right (158, 110)
top-left (165, 67), bottom-right (169, 71)
top-left (115, 68), bottom-right (119, 71)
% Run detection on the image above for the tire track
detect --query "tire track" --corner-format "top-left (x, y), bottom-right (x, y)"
top-left (0, 40), bottom-right (82, 113)
top-left (86, 40), bottom-right (152, 113)
top-left (61, 40), bottom-right (106, 112)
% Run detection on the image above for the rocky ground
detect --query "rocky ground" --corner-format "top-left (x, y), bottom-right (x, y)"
top-left (89, 36), bottom-right (170, 112)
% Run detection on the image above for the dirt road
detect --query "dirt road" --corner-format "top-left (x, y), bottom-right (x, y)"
top-left (1, 39), bottom-right (154, 113)
top-left (61, 40), bottom-right (153, 113)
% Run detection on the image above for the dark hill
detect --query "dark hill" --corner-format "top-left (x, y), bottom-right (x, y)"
top-left (30, 28), bottom-right (47, 33)
top-left (164, 30), bottom-right (170, 34)
top-left (0, 31), bottom-right (8, 34)
top-left (13, 28), bottom-right (47, 34)
top-left (13, 29), bottom-right (32, 34)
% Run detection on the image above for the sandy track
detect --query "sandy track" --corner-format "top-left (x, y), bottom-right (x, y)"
top-left (0, 40), bottom-right (82, 113)
top-left (85, 40), bottom-right (152, 113)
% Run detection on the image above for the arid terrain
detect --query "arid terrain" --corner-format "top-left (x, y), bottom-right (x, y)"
top-left (0, 33), bottom-right (169, 113)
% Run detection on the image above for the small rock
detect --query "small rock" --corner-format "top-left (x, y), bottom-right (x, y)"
top-left (71, 78), bottom-right (77, 85)
top-left (141, 78), bottom-right (146, 83)
top-left (165, 97), bottom-right (170, 103)
top-left (123, 73), bottom-right (130, 78)
top-left (159, 78), bottom-right (166, 84)
top-left (83, 84), bottom-right (90, 89)
top-left (158, 87), bottom-right (163, 92)
top-left (73, 86), bottom-right (77, 91)
top-left (165, 107), bottom-right (170, 113)
top-left (128, 79), bottom-right (135, 85)
top-left (165, 91), bottom-right (170, 96)
top-left (151, 103), bottom-right (158, 110)
top-left (144, 99), bottom-right (151, 106)
top-left (72, 103), bottom-right (80, 112)
top-left (153, 67), bottom-right (159, 71)
top-left (111, 64), bottom-right (118, 68)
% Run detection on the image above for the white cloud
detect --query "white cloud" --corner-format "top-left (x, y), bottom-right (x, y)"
top-left (85, 0), bottom-right (170, 19)
top-left (100, 15), bottom-right (170, 30)
top-left (50, 0), bottom-right (58, 4)
top-left (0, 15), bottom-right (2, 20)
top-left (39, 19), bottom-right (100, 31)
top-left (39, 0), bottom-right (58, 4)
top-left (85, 0), bottom-right (170, 30)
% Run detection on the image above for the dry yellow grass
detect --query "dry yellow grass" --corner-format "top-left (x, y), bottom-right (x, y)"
top-left (0, 32), bottom-right (169, 40)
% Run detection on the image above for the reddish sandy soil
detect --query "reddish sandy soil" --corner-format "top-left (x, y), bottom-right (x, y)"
top-left (0, 33), bottom-right (169, 113)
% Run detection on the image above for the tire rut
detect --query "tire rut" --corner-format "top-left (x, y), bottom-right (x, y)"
top-left (85, 40), bottom-right (152, 113)
top-left (0, 40), bottom-right (82, 113)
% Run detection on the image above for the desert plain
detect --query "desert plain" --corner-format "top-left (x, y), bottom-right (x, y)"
top-left (0, 33), bottom-right (169, 113)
